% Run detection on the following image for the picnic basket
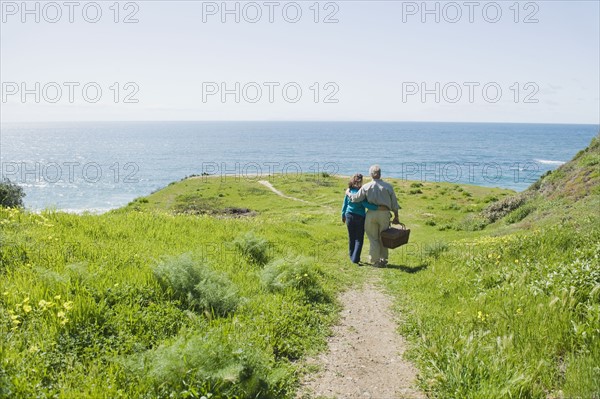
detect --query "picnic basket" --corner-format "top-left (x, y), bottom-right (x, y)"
top-left (381, 223), bottom-right (410, 249)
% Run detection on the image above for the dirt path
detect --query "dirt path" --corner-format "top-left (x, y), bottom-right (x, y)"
top-left (257, 180), bottom-right (311, 203)
top-left (257, 180), bottom-right (337, 212)
top-left (299, 275), bottom-right (424, 399)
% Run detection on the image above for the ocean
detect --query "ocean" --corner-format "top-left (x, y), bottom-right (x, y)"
top-left (1, 121), bottom-right (597, 213)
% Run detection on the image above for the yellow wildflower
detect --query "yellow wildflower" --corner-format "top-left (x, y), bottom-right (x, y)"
top-left (63, 301), bottom-right (74, 311)
top-left (57, 311), bottom-right (65, 319)
top-left (23, 304), bottom-right (32, 313)
top-left (477, 311), bottom-right (489, 322)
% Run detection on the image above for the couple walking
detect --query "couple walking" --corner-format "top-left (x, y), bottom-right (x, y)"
top-left (341, 165), bottom-right (400, 267)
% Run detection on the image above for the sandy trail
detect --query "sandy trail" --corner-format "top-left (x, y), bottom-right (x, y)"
top-left (299, 275), bottom-right (424, 399)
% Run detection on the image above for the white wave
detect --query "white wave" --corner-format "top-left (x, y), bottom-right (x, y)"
top-left (535, 159), bottom-right (566, 165)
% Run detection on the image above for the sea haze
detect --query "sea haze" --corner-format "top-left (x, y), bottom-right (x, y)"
top-left (1, 121), bottom-right (597, 212)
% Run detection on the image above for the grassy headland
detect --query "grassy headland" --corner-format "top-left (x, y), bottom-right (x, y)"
top-left (1, 135), bottom-right (598, 398)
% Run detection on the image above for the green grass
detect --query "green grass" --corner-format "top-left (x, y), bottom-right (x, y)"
top-left (0, 190), bottom-right (354, 398)
top-left (381, 135), bottom-right (600, 399)
top-left (385, 218), bottom-right (600, 398)
top-left (1, 136), bottom-right (598, 398)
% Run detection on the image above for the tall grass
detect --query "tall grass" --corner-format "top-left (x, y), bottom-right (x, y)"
top-left (232, 232), bottom-right (270, 266)
top-left (0, 203), bottom-right (343, 398)
top-left (153, 253), bottom-right (240, 316)
top-left (261, 256), bottom-right (329, 303)
top-left (386, 217), bottom-right (600, 398)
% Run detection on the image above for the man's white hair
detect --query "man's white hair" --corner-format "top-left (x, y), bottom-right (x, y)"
top-left (369, 165), bottom-right (381, 178)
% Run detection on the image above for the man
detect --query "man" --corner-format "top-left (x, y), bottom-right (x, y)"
top-left (345, 165), bottom-right (400, 267)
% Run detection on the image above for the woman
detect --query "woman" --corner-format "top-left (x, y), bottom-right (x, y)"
top-left (341, 174), bottom-right (386, 264)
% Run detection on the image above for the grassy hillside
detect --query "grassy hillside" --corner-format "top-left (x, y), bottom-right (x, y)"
top-left (532, 133), bottom-right (600, 200)
top-left (0, 173), bottom-right (512, 398)
top-left (384, 135), bottom-right (600, 398)
top-left (0, 135), bottom-right (597, 398)
top-left (0, 178), bottom-right (350, 398)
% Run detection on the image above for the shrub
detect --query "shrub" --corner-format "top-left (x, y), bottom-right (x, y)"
top-left (233, 232), bottom-right (270, 266)
top-left (423, 241), bottom-right (449, 259)
top-left (483, 195), bottom-right (499, 203)
top-left (454, 214), bottom-right (488, 231)
top-left (437, 224), bottom-right (453, 231)
top-left (442, 203), bottom-right (461, 211)
top-left (0, 178), bottom-right (25, 208)
top-left (480, 194), bottom-right (527, 223)
top-left (261, 256), bottom-right (327, 303)
top-left (134, 329), bottom-right (282, 399)
top-left (153, 253), bottom-right (239, 316)
top-left (173, 193), bottom-right (222, 215)
top-left (530, 170), bottom-right (552, 191)
top-left (505, 203), bottom-right (535, 224)
top-left (128, 197), bottom-right (149, 205)
top-left (579, 153), bottom-right (599, 167)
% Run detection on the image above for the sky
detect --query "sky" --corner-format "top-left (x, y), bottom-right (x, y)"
top-left (1, 0), bottom-right (599, 124)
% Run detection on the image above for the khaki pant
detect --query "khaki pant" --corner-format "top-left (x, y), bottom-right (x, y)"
top-left (365, 210), bottom-right (391, 263)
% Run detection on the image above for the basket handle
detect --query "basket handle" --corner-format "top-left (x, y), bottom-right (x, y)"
top-left (391, 222), bottom-right (406, 229)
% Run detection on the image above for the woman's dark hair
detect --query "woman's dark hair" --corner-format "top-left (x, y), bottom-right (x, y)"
top-left (348, 173), bottom-right (363, 189)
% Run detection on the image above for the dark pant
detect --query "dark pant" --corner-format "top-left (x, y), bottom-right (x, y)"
top-left (346, 212), bottom-right (365, 263)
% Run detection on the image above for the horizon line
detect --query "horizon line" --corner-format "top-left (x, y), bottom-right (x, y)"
top-left (2, 120), bottom-right (599, 126)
